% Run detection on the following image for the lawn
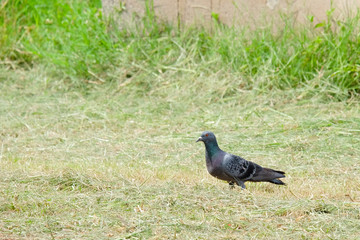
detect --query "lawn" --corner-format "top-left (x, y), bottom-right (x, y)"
top-left (0, 0), bottom-right (359, 239)
top-left (1, 66), bottom-right (359, 239)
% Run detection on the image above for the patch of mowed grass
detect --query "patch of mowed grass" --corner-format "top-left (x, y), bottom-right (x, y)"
top-left (1, 67), bottom-right (360, 239)
top-left (1, 0), bottom-right (360, 98)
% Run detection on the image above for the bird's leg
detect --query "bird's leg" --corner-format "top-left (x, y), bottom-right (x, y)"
top-left (234, 179), bottom-right (246, 189)
top-left (228, 181), bottom-right (235, 190)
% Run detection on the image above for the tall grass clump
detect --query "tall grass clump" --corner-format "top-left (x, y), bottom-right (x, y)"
top-left (209, 9), bottom-right (360, 97)
top-left (0, 0), bottom-right (112, 86)
top-left (0, 0), bottom-right (359, 98)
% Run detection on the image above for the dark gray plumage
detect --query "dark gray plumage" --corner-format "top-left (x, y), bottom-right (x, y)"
top-left (196, 131), bottom-right (286, 189)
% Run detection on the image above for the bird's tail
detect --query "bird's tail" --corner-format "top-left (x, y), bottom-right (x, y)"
top-left (265, 168), bottom-right (286, 185)
top-left (263, 168), bottom-right (285, 179)
top-left (268, 179), bottom-right (286, 185)
top-left (251, 167), bottom-right (286, 186)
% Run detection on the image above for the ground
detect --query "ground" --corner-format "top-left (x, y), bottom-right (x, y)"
top-left (0, 67), bottom-right (359, 239)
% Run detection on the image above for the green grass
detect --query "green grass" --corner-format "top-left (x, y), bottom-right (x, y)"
top-left (1, 67), bottom-right (359, 239)
top-left (1, 0), bottom-right (360, 97)
top-left (1, 0), bottom-right (360, 239)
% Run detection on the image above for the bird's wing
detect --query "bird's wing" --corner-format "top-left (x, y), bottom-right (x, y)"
top-left (223, 154), bottom-right (262, 181)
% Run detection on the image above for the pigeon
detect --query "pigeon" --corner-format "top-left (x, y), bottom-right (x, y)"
top-left (196, 131), bottom-right (286, 189)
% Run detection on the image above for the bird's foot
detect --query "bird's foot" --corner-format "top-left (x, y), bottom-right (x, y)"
top-left (234, 179), bottom-right (246, 189)
top-left (228, 181), bottom-right (235, 190)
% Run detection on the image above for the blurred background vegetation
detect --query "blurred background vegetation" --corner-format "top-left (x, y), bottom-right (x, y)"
top-left (1, 0), bottom-right (359, 99)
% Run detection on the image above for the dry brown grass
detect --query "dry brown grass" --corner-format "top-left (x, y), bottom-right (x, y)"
top-left (0, 67), bottom-right (359, 239)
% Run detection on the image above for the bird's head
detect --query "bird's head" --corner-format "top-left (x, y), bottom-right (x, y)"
top-left (196, 131), bottom-right (216, 143)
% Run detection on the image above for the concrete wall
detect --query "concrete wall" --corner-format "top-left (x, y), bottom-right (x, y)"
top-left (101, 0), bottom-right (360, 28)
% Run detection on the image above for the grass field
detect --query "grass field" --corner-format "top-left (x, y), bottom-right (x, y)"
top-left (1, 0), bottom-right (360, 239)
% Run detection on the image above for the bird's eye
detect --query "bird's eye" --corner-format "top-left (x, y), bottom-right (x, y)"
top-left (205, 133), bottom-right (209, 137)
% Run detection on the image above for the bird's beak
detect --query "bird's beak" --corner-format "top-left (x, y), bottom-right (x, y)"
top-left (196, 137), bottom-right (203, 142)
